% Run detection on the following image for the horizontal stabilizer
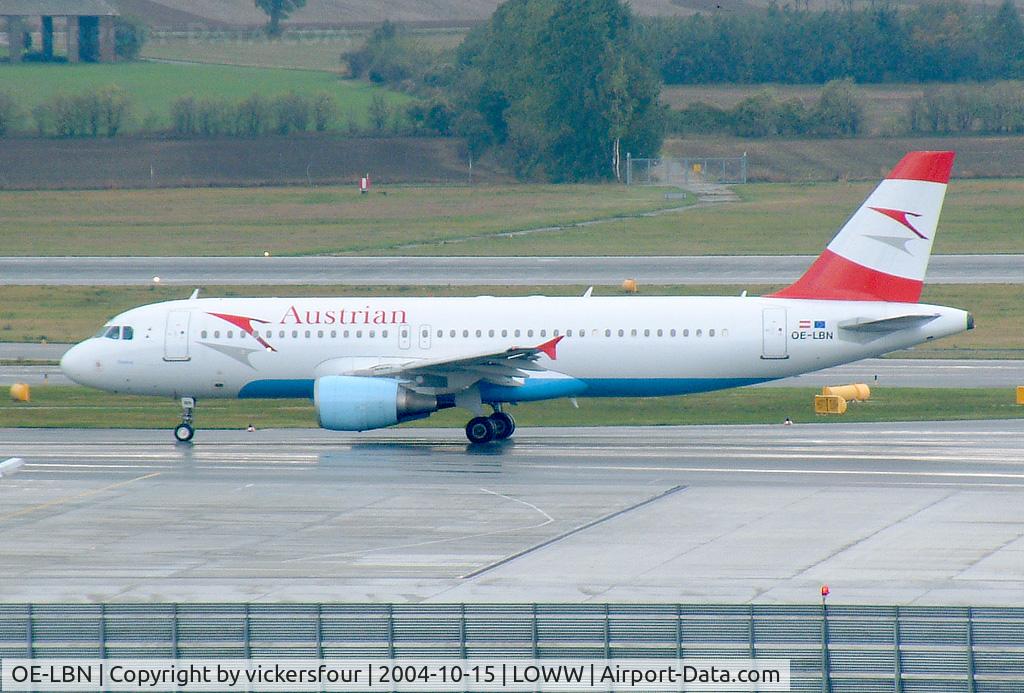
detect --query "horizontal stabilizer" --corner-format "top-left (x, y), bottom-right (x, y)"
top-left (838, 314), bottom-right (939, 333)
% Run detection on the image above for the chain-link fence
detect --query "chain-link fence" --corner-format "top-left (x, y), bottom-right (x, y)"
top-left (626, 155), bottom-right (747, 186)
top-left (2, 603), bottom-right (1024, 691)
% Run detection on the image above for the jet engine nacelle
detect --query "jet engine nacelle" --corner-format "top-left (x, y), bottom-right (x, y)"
top-left (314, 375), bottom-right (439, 431)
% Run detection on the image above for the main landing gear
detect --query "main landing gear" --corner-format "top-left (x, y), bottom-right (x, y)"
top-left (174, 396), bottom-right (195, 443)
top-left (465, 407), bottom-right (516, 444)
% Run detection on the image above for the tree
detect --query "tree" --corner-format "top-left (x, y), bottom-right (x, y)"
top-left (115, 15), bottom-right (147, 60)
top-left (813, 79), bottom-right (863, 136)
top-left (982, 0), bottom-right (1024, 79)
top-left (457, 0), bottom-right (664, 181)
top-left (255, 0), bottom-right (306, 37)
top-left (0, 92), bottom-right (20, 137)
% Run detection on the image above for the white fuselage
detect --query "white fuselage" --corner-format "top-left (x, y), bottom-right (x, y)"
top-left (60, 295), bottom-right (971, 402)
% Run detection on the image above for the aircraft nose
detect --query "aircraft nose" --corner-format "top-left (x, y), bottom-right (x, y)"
top-left (60, 342), bottom-right (92, 385)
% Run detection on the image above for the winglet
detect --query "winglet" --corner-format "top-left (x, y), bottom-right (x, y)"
top-left (536, 335), bottom-right (564, 360)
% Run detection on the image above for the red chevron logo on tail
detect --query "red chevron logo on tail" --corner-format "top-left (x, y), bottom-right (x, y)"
top-left (869, 207), bottom-right (927, 239)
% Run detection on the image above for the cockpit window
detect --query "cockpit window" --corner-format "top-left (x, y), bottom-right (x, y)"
top-left (95, 325), bottom-right (134, 340)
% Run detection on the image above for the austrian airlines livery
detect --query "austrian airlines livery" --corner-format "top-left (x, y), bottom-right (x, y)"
top-left (61, 151), bottom-right (972, 444)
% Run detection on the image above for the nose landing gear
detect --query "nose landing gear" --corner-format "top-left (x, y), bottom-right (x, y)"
top-left (174, 396), bottom-right (195, 442)
top-left (464, 407), bottom-right (516, 444)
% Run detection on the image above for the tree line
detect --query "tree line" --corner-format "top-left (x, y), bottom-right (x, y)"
top-left (648, 0), bottom-right (1024, 84)
top-left (0, 88), bottom-right (456, 138)
top-left (673, 80), bottom-right (863, 137)
top-left (672, 80), bottom-right (1024, 138)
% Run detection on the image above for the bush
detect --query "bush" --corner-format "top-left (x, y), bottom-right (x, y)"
top-left (196, 98), bottom-right (232, 135)
top-left (406, 99), bottom-right (455, 135)
top-left (272, 92), bottom-right (311, 134)
top-left (46, 93), bottom-right (102, 137)
top-left (115, 15), bottom-right (147, 60)
top-left (312, 93), bottom-right (336, 132)
top-left (235, 94), bottom-right (270, 136)
top-left (732, 91), bottom-right (780, 137)
top-left (0, 92), bottom-right (20, 136)
top-left (97, 87), bottom-right (130, 136)
top-left (368, 94), bottom-right (390, 133)
top-left (31, 103), bottom-right (53, 136)
top-left (668, 102), bottom-right (731, 135)
top-left (813, 79), bottom-right (863, 136)
top-left (170, 96), bottom-right (197, 135)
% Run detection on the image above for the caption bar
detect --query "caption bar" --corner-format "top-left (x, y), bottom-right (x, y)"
top-left (0, 658), bottom-right (789, 691)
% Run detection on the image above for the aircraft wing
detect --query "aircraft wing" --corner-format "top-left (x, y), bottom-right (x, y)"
top-left (336, 336), bottom-right (564, 392)
top-left (838, 314), bottom-right (940, 333)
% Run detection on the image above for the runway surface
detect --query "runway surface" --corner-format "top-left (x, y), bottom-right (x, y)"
top-left (1, 422), bottom-right (1023, 604)
top-left (3, 354), bottom-right (1022, 388)
top-left (1, 255), bottom-right (1021, 285)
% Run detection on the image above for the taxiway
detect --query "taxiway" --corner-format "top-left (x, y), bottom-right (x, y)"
top-left (1, 255), bottom-right (1021, 286)
top-left (1, 422), bottom-right (1022, 605)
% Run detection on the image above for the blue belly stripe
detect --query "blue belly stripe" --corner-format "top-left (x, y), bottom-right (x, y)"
top-left (238, 379), bottom-right (314, 399)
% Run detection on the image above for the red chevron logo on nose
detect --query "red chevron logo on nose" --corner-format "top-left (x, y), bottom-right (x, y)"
top-left (869, 207), bottom-right (927, 239)
top-left (208, 312), bottom-right (277, 352)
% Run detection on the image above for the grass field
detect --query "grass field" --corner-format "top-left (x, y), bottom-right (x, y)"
top-left (2, 178), bottom-right (1020, 256)
top-left (0, 284), bottom-right (1016, 359)
top-left (3, 386), bottom-right (1021, 430)
top-left (0, 62), bottom-right (410, 131)
top-left (142, 30), bottom-right (466, 72)
top-left (0, 185), bottom-right (685, 256)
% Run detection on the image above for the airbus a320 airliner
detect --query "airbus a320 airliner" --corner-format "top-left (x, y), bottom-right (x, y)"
top-left (61, 151), bottom-right (972, 444)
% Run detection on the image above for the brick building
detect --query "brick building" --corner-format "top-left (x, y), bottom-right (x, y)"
top-left (2, 0), bottom-right (119, 63)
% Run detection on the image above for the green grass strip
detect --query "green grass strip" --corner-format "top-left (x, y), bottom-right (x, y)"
top-left (3, 386), bottom-right (1022, 430)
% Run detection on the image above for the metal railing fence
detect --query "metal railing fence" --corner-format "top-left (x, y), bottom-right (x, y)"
top-left (626, 155), bottom-right (747, 186)
top-left (2, 603), bottom-right (1023, 691)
